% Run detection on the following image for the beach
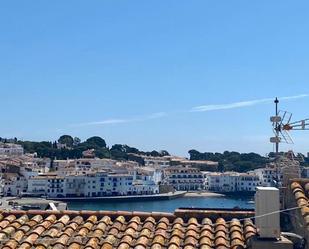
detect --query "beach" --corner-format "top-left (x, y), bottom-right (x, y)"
top-left (184, 191), bottom-right (225, 197)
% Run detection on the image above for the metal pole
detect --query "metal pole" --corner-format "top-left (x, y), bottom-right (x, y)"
top-left (274, 97), bottom-right (279, 154)
top-left (274, 97), bottom-right (280, 188)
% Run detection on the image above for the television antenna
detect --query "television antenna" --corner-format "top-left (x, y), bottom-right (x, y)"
top-left (270, 97), bottom-right (309, 154)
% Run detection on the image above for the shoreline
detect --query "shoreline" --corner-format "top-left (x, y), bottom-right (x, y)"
top-left (50, 191), bottom-right (225, 202)
top-left (184, 191), bottom-right (225, 197)
top-left (47, 191), bottom-right (186, 202)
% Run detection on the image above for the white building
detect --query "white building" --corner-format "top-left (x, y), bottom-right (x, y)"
top-left (254, 167), bottom-right (282, 187)
top-left (27, 170), bottom-right (159, 198)
top-left (144, 157), bottom-right (170, 168)
top-left (163, 166), bottom-right (205, 191)
top-left (3, 173), bottom-right (28, 196)
top-left (54, 158), bottom-right (119, 173)
top-left (237, 173), bottom-right (261, 192)
top-left (205, 172), bottom-right (238, 192)
top-left (0, 143), bottom-right (24, 156)
top-left (135, 167), bottom-right (163, 184)
top-left (205, 172), bottom-right (261, 192)
top-left (27, 174), bottom-right (65, 198)
top-left (75, 158), bottom-right (117, 169)
top-left (254, 156), bottom-right (301, 188)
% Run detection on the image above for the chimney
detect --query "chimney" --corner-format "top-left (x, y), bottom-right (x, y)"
top-left (255, 187), bottom-right (280, 238)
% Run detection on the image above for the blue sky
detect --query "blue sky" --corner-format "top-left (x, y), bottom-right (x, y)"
top-left (1, 1), bottom-right (309, 156)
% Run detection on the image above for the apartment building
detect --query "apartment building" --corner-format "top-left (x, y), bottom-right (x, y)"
top-left (27, 170), bottom-right (159, 198)
top-left (0, 143), bottom-right (24, 156)
top-left (205, 172), bottom-right (238, 192)
top-left (169, 158), bottom-right (219, 172)
top-left (163, 166), bottom-right (205, 191)
top-left (2, 173), bottom-right (28, 196)
top-left (254, 167), bottom-right (282, 187)
top-left (143, 157), bottom-right (170, 167)
top-left (53, 158), bottom-right (136, 173)
top-left (134, 167), bottom-right (163, 184)
top-left (254, 156), bottom-right (301, 188)
top-left (205, 172), bottom-right (261, 192)
top-left (237, 173), bottom-right (261, 191)
top-left (27, 174), bottom-right (65, 197)
top-left (22, 156), bottom-right (51, 173)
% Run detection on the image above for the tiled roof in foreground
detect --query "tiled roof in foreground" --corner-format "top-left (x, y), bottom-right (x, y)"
top-left (290, 179), bottom-right (309, 228)
top-left (0, 209), bottom-right (256, 249)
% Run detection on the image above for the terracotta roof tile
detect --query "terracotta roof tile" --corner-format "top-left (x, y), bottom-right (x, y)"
top-left (101, 234), bottom-right (117, 249)
top-left (101, 244), bottom-right (113, 249)
top-left (199, 245), bottom-right (212, 249)
top-left (68, 242), bottom-right (82, 249)
top-left (2, 239), bottom-right (19, 249)
top-left (0, 209), bottom-right (257, 249)
top-left (84, 237), bottom-right (99, 249)
top-left (139, 227), bottom-right (152, 238)
top-left (184, 235), bottom-right (198, 247)
top-left (152, 234), bottom-right (165, 246)
top-left (304, 182), bottom-right (309, 192)
top-left (290, 180), bottom-right (309, 232)
top-left (167, 244), bottom-right (179, 249)
top-left (54, 233), bottom-right (70, 247)
top-left (243, 219), bottom-right (256, 241)
top-left (150, 244), bottom-right (162, 249)
top-left (135, 234), bottom-right (149, 246)
top-left (200, 235), bottom-right (212, 247)
top-left (0, 215), bottom-right (16, 229)
top-left (169, 234), bottom-right (181, 246)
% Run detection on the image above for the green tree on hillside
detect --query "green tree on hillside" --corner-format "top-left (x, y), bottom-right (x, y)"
top-left (86, 136), bottom-right (106, 148)
top-left (58, 135), bottom-right (74, 147)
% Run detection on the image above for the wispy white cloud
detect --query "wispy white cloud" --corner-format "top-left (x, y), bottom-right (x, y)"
top-left (71, 94), bottom-right (309, 127)
top-left (72, 119), bottom-right (131, 127)
top-left (191, 94), bottom-right (309, 112)
top-left (280, 94), bottom-right (309, 100)
top-left (147, 112), bottom-right (167, 119)
top-left (71, 112), bottom-right (167, 127)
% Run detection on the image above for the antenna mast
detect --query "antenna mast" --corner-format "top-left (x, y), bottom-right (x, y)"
top-left (274, 97), bottom-right (279, 154)
top-left (270, 97), bottom-right (309, 155)
top-left (270, 97), bottom-right (282, 155)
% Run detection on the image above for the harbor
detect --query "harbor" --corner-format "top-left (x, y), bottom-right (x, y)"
top-left (0, 191), bottom-right (253, 213)
top-left (48, 191), bottom-right (186, 202)
top-left (0, 197), bottom-right (67, 211)
top-left (67, 194), bottom-right (254, 213)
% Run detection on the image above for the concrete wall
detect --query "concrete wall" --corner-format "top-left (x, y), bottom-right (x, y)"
top-left (159, 184), bottom-right (174, 193)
